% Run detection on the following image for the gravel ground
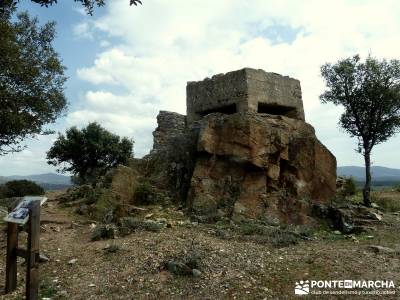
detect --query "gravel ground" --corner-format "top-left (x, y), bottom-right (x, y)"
top-left (0, 194), bottom-right (399, 299)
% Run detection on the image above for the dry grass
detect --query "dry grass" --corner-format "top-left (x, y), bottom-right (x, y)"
top-left (371, 190), bottom-right (400, 212)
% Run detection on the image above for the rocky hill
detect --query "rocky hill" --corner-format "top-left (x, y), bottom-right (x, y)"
top-left (338, 166), bottom-right (400, 185)
top-left (338, 166), bottom-right (400, 180)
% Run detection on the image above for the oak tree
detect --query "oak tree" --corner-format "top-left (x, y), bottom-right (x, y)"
top-left (320, 55), bottom-right (400, 206)
top-left (47, 122), bottom-right (134, 184)
top-left (0, 6), bottom-right (67, 154)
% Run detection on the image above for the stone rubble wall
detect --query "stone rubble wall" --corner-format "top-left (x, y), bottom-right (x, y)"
top-left (151, 110), bottom-right (187, 153)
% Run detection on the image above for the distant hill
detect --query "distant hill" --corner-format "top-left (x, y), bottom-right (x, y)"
top-left (337, 166), bottom-right (400, 185)
top-left (0, 173), bottom-right (72, 190)
top-left (6, 173), bottom-right (71, 185)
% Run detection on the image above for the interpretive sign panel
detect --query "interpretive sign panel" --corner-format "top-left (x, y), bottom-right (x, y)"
top-left (3, 196), bottom-right (47, 224)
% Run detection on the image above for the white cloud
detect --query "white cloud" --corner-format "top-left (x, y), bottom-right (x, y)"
top-left (73, 22), bottom-right (94, 39)
top-left (99, 40), bottom-right (110, 48)
top-left (72, 0), bottom-right (400, 166)
top-left (65, 90), bottom-right (158, 156)
top-left (73, 6), bottom-right (87, 16)
top-left (0, 134), bottom-right (59, 175)
top-left (2, 0), bottom-right (400, 175)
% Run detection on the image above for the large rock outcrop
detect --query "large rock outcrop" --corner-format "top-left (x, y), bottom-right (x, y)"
top-left (144, 68), bottom-right (337, 224)
top-left (187, 112), bottom-right (336, 224)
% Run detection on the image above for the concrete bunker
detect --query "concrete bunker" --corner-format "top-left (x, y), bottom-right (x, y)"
top-left (150, 67), bottom-right (337, 224)
top-left (197, 103), bottom-right (237, 118)
top-left (257, 103), bottom-right (297, 118)
top-left (186, 68), bottom-right (305, 124)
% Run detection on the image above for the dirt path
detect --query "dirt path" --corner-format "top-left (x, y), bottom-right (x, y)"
top-left (1, 195), bottom-right (400, 299)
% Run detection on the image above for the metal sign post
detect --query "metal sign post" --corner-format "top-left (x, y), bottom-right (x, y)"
top-left (4, 196), bottom-right (46, 300)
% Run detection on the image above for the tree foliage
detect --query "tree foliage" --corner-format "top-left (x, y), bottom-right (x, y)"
top-left (320, 55), bottom-right (400, 206)
top-left (1, 0), bottom-right (142, 15)
top-left (341, 177), bottom-right (357, 197)
top-left (0, 180), bottom-right (44, 198)
top-left (47, 122), bottom-right (134, 184)
top-left (0, 7), bottom-right (67, 154)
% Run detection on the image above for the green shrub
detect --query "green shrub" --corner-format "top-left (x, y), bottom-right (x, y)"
top-left (119, 217), bottom-right (162, 236)
top-left (269, 229), bottom-right (299, 247)
top-left (230, 220), bottom-right (305, 247)
top-left (342, 177), bottom-right (357, 196)
top-left (133, 182), bottom-right (156, 205)
top-left (184, 240), bottom-right (202, 270)
top-left (2, 180), bottom-right (44, 197)
top-left (91, 225), bottom-right (115, 241)
top-left (0, 184), bottom-right (9, 199)
top-left (163, 239), bottom-right (203, 276)
top-left (239, 222), bottom-right (269, 236)
top-left (104, 243), bottom-right (120, 254)
top-left (59, 184), bottom-right (95, 203)
top-left (40, 279), bottom-right (57, 298)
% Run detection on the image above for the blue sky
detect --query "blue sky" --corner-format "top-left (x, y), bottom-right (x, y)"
top-left (1, 0), bottom-right (400, 175)
top-left (16, 1), bottom-right (108, 121)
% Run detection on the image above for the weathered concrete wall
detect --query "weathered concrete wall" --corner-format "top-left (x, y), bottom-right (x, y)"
top-left (186, 68), bottom-right (305, 124)
top-left (246, 69), bottom-right (304, 120)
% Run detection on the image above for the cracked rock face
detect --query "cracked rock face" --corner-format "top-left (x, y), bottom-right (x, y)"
top-left (187, 112), bottom-right (336, 224)
top-left (146, 68), bottom-right (337, 225)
